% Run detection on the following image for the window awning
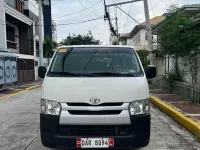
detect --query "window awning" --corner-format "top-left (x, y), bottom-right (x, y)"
top-left (5, 4), bottom-right (33, 26)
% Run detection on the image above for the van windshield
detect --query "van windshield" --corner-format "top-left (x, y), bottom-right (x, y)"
top-left (48, 47), bottom-right (143, 77)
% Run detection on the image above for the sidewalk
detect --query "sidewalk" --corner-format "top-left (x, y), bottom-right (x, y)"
top-left (149, 85), bottom-right (200, 123)
top-left (0, 80), bottom-right (42, 98)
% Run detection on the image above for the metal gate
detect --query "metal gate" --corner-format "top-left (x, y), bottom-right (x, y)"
top-left (0, 52), bottom-right (17, 88)
top-left (17, 59), bottom-right (35, 83)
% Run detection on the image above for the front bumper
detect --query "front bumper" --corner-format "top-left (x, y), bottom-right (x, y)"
top-left (40, 114), bottom-right (150, 148)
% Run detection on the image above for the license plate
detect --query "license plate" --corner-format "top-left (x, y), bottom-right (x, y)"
top-left (76, 138), bottom-right (114, 148)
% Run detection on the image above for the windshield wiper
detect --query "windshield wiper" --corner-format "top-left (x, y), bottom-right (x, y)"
top-left (49, 72), bottom-right (89, 77)
top-left (89, 72), bottom-right (138, 77)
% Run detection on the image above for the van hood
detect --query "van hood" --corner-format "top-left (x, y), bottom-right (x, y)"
top-left (42, 77), bottom-right (149, 103)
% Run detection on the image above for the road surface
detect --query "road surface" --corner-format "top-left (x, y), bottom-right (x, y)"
top-left (0, 89), bottom-right (199, 150)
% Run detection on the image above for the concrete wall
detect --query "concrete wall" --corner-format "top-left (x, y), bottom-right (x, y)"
top-left (156, 56), bottom-right (200, 86)
top-left (0, 0), bottom-right (7, 50)
top-left (127, 38), bottom-right (133, 46)
top-left (24, 0), bottom-right (39, 16)
top-left (156, 58), bottom-right (165, 76)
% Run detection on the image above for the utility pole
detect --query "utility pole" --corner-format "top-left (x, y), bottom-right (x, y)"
top-left (115, 17), bottom-right (119, 44)
top-left (106, 0), bottom-right (154, 65)
top-left (38, 0), bottom-right (43, 66)
top-left (143, 0), bottom-right (154, 65)
top-left (115, 7), bottom-right (119, 44)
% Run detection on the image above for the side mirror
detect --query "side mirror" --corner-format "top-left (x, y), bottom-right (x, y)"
top-left (145, 65), bottom-right (156, 79)
top-left (38, 66), bottom-right (47, 78)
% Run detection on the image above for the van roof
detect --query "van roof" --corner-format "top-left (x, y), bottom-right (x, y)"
top-left (57, 45), bottom-right (135, 49)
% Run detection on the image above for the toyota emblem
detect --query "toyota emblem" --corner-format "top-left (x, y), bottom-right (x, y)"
top-left (90, 97), bottom-right (100, 105)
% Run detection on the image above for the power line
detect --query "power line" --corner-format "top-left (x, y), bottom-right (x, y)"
top-left (123, 3), bottom-right (133, 32)
top-left (44, 17), bottom-right (103, 26)
top-left (151, 0), bottom-right (162, 9)
top-left (121, 0), bottom-right (180, 32)
top-left (53, 1), bottom-right (101, 19)
top-left (103, 0), bottom-right (117, 36)
top-left (149, 0), bottom-right (159, 25)
top-left (161, 0), bottom-right (170, 8)
top-left (76, 0), bottom-right (97, 28)
top-left (116, 6), bottom-right (141, 25)
top-left (0, 17), bottom-right (103, 26)
top-left (77, 0), bottom-right (100, 17)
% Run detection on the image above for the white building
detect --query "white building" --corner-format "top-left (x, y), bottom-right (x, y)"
top-left (0, 0), bottom-right (56, 82)
top-left (118, 16), bottom-right (165, 51)
top-left (52, 20), bottom-right (57, 43)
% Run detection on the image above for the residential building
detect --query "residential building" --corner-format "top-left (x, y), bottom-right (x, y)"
top-left (118, 16), bottom-right (165, 51)
top-left (119, 33), bottom-right (132, 45)
top-left (0, 0), bottom-right (36, 83)
top-left (52, 20), bottom-right (57, 43)
top-left (0, 0), bottom-right (56, 83)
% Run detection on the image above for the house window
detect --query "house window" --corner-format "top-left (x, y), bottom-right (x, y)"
top-left (36, 42), bottom-right (39, 57)
top-left (133, 39), bottom-right (136, 45)
top-left (6, 0), bottom-right (15, 8)
top-left (145, 33), bottom-right (153, 40)
top-left (6, 0), bottom-right (24, 13)
top-left (6, 25), bottom-right (15, 42)
top-left (122, 39), bottom-right (127, 45)
top-left (15, 0), bottom-right (24, 13)
top-left (138, 35), bottom-right (140, 43)
top-left (6, 24), bottom-right (19, 52)
top-left (136, 37), bottom-right (138, 45)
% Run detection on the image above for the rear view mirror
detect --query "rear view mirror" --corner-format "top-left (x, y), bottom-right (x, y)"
top-left (145, 65), bottom-right (156, 79)
top-left (38, 66), bottom-right (47, 78)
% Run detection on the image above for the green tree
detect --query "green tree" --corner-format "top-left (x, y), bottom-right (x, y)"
top-left (158, 5), bottom-right (200, 101)
top-left (60, 31), bottom-right (101, 45)
top-left (158, 5), bottom-right (191, 79)
top-left (43, 35), bottom-right (54, 58)
top-left (137, 50), bottom-right (149, 71)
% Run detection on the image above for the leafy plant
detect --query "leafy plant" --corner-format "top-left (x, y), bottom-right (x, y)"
top-left (157, 5), bottom-right (200, 98)
top-left (164, 68), bottom-right (185, 92)
top-left (60, 31), bottom-right (101, 45)
top-left (137, 50), bottom-right (149, 71)
top-left (43, 35), bottom-right (53, 58)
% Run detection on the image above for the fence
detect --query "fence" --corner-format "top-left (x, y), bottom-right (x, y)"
top-left (151, 78), bottom-right (200, 104)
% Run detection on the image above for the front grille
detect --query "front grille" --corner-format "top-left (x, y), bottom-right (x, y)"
top-left (67, 103), bottom-right (123, 106)
top-left (58, 125), bottom-right (132, 136)
top-left (68, 110), bottom-right (122, 115)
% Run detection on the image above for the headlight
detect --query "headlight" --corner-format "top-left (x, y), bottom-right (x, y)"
top-left (129, 99), bottom-right (150, 115)
top-left (41, 99), bottom-right (61, 116)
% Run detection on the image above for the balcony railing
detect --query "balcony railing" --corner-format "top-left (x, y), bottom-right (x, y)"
top-left (5, 0), bottom-right (24, 13)
top-left (7, 40), bottom-right (19, 53)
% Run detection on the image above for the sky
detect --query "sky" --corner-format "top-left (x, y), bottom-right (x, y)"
top-left (51, 0), bottom-right (200, 44)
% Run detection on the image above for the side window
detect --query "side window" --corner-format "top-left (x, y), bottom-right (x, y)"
top-left (51, 53), bottom-right (63, 72)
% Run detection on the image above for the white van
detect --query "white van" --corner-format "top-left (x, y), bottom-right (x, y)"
top-left (38, 45), bottom-right (156, 149)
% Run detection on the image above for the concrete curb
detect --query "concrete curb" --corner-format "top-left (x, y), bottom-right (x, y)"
top-left (25, 85), bottom-right (41, 91)
top-left (150, 95), bottom-right (200, 141)
top-left (0, 85), bottom-right (41, 101)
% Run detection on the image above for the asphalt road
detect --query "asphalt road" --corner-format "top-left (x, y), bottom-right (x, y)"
top-left (0, 89), bottom-right (199, 150)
